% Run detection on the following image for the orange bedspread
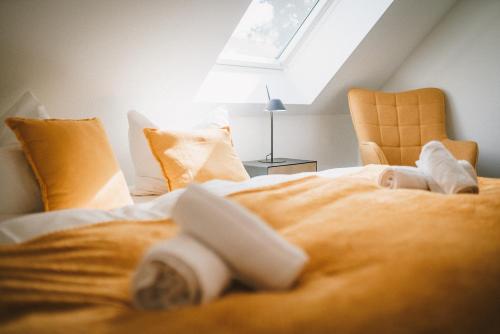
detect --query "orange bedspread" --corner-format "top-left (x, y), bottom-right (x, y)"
top-left (1, 166), bottom-right (500, 333)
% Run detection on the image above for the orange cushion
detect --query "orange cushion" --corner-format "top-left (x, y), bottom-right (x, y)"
top-left (144, 127), bottom-right (249, 191)
top-left (6, 117), bottom-right (132, 211)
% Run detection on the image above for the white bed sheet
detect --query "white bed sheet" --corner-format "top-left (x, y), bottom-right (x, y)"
top-left (0, 197), bottom-right (159, 224)
top-left (0, 167), bottom-right (361, 245)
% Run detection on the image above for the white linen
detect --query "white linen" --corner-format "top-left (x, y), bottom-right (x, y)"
top-left (377, 166), bottom-right (429, 190)
top-left (132, 233), bottom-right (231, 310)
top-left (0, 195), bottom-right (179, 244)
top-left (173, 184), bottom-right (308, 290)
top-left (0, 167), bottom-right (362, 245)
top-left (417, 141), bottom-right (478, 194)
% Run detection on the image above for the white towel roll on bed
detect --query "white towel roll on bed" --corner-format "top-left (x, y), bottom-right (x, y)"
top-left (458, 160), bottom-right (477, 182)
top-left (377, 166), bottom-right (429, 190)
top-left (417, 141), bottom-right (478, 194)
top-left (172, 184), bottom-right (309, 290)
top-left (132, 233), bottom-right (231, 310)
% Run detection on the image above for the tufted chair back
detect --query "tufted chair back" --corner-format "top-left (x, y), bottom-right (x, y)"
top-left (348, 88), bottom-right (478, 167)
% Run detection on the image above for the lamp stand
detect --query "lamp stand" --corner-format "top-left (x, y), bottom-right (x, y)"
top-left (259, 111), bottom-right (286, 163)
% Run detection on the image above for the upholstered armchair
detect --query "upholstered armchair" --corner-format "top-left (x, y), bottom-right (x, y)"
top-left (348, 88), bottom-right (478, 167)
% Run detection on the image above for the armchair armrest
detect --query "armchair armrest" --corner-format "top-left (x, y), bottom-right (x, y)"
top-left (441, 138), bottom-right (479, 168)
top-left (359, 141), bottom-right (389, 165)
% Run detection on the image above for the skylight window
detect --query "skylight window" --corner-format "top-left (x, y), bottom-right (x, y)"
top-left (217, 0), bottom-right (325, 69)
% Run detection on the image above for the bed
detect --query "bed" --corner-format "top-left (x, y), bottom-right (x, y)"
top-left (1, 165), bottom-right (499, 333)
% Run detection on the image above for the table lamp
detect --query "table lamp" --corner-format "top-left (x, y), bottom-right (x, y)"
top-left (259, 85), bottom-right (286, 163)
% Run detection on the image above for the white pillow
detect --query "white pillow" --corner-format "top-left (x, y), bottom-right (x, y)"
top-left (128, 111), bottom-right (169, 196)
top-left (0, 91), bottom-right (49, 215)
top-left (0, 91), bottom-right (49, 147)
top-left (127, 108), bottom-right (230, 196)
top-left (0, 146), bottom-right (44, 214)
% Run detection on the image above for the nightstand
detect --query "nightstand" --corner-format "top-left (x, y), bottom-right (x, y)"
top-left (243, 159), bottom-right (317, 177)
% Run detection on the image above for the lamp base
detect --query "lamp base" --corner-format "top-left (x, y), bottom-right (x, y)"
top-left (258, 158), bottom-right (287, 164)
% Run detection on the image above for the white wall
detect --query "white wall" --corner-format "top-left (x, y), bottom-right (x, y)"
top-left (229, 113), bottom-right (358, 170)
top-left (384, 0), bottom-right (500, 177)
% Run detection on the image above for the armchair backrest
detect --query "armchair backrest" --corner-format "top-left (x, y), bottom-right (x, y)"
top-left (348, 88), bottom-right (448, 166)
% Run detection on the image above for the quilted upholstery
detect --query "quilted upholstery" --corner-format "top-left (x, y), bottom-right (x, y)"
top-left (348, 88), bottom-right (478, 167)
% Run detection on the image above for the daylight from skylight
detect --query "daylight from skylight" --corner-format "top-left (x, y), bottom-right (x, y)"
top-left (218, 0), bottom-right (321, 67)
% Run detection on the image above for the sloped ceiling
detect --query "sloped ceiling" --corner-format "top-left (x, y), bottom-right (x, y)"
top-left (221, 0), bottom-right (457, 115)
top-left (198, 0), bottom-right (395, 105)
top-left (304, 0), bottom-right (457, 114)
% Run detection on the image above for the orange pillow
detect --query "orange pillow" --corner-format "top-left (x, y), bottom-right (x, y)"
top-left (6, 117), bottom-right (133, 211)
top-left (144, 127), bottom-right (249, 191)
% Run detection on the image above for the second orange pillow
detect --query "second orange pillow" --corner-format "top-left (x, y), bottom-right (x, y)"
top-left (144, 127), bottom-right (249, 191)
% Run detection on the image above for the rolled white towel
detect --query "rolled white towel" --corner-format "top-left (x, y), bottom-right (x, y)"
top-left (458, 160), bottom-right (478, 182)
top-left (172, 184), bottom-right (309, 290)
top-left (416, 141), bottom-right (478, 194)
top-left (378, 166), bottom-right (429, 190)
top-left (131, 233), bottom-right (231, 310)
top-left (423, 160), bottom-right (478, 193)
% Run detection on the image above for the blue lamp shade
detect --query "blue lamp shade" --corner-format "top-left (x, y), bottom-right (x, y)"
top-left (265, 99), bottom-right (286, 112)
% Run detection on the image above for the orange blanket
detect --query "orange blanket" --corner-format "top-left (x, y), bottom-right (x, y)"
top-left (1, 166), bottom-right (500, 333)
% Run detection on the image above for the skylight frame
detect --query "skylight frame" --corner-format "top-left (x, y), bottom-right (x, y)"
top-left (217, 0), bottom-right (331, 70)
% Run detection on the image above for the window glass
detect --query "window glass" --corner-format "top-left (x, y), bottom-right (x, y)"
top-left (218, 0), bottom-right (321, 65)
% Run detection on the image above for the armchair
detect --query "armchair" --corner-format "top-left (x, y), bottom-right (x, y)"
top-left (348, 88), bottom-right (478, 167)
